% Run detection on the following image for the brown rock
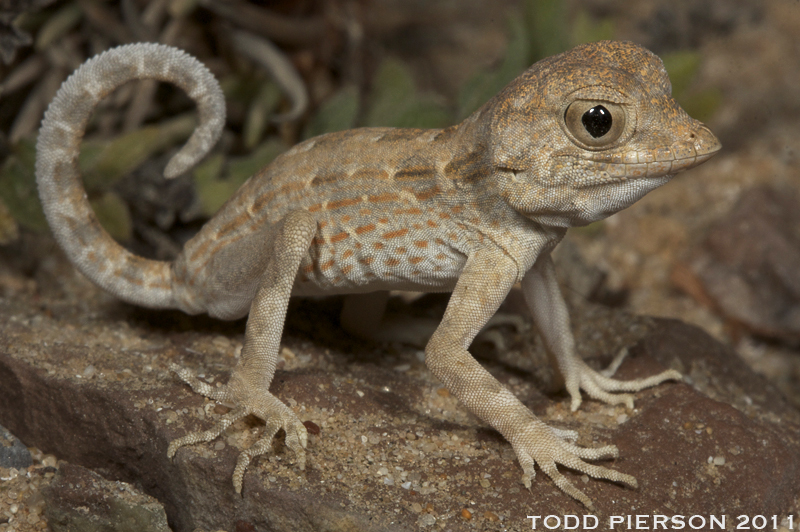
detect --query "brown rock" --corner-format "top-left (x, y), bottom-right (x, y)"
top-left (43, 463), bottom-right (170, 532)
top-left (1, 243), bottom-right (799, 531)
top-left (686, 185), bottom-right (800, 344)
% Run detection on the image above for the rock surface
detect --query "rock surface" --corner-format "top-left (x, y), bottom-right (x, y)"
top-left (683, 185), bottom-right (800, 344)
top-left (43, 463), bottom-right (170, 532)
top-left (1, 242), bottom-right (799, 531)
top-left (2, 1), bottom-right (800, 529)
top-left (0, 424), bottom-right (32, 471)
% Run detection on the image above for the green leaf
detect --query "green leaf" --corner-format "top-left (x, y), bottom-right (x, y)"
top-left (193, 140), bottom-right (285, 217)
top-left (192, 153), bottom-right (229, 217)
top-left (457, 14), bottom-right (529, 120)
top-left (524, 0), bottom-right (569, 61)
top-left (363, 58), bottom-right (415, 126)
top-left (243, 82), bottom-right (282, 149)
top-left (81, 113), bottom-right (198, 191)
top-left (386, 100), bottom-right (451, 130)
top-left (82, 127), bottom-right (163, 190)
top-left (661, 51), bottom-right (721, 122)
top-left (168, 0), bottom-right (201, 17)
top-left (661, 51), bottom-right (702, 98)
top-left (365, 58), bottom-right (415, 125)
top-left (0, 138), bottom-right (48, 232)
top-left (0, 197), bottom-right (19, 244)
top-left (303, 85), bottom-right (360, 139)
top-left (220, 74), bottom-right (256, 103)
top-left (226, 139), bottom-right (285, 185)
top-left (35, 3), bottom-right (82, 50)
top-left (571, 11), bottom-right (615, 46)
top-left (363, 58), bottom-right (450, 129)
top-left (679, 88), bottom-right (722, 124)
top-left (89, 191), bottom-right (132, 242)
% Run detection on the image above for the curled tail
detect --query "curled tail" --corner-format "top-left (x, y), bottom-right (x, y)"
top-left (35, 43), bottom-right (225, 309)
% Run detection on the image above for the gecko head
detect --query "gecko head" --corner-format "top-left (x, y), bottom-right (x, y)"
top-left (485, 40), bottom-right (721, 227)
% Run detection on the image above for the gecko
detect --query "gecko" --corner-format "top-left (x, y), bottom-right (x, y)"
top-left (35, 40), bottom-right (720, 507)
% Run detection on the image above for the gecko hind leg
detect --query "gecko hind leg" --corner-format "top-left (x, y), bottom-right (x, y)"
top-left (167, 210), bottom-right (316, 493)
top-left (523, 256), bottom-right (682, 412)
top-left (340, 291), bottom-right (440, 347)
top-left (341, 292), bottom-right (529, 349)
top-left (568, 356), bottom-right (682, 411)
top-left (599, 348), bottom-right (683, 391)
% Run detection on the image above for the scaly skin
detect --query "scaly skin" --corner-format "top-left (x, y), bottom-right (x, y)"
top-left (36, 41), bottom-right (721, 507)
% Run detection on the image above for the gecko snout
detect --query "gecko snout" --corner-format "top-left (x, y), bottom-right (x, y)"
top-left (691, 123), bottom-right (722, 157)
top-left (672, 123), bottom-right (721, 173)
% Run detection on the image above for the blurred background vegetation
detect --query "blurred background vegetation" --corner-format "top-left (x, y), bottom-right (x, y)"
top-left (0, 0), bottom-right (719, 255)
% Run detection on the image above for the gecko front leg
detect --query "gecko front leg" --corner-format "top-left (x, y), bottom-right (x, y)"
top-left (522, 254), bottom-right (682, 411)
top-left (168, 210), bottom-right (317, 493)
top-left (424, 248), bottom-right (634, 508)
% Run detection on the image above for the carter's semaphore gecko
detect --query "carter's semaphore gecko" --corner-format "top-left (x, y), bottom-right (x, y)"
top-left (35, 40), bottom-right (721, 507)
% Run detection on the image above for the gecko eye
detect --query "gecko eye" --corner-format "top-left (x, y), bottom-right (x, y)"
top-left (564, 100), bottom-right (626, 148)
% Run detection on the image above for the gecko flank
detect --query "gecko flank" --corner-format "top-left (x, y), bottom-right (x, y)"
top-left (36, 41), bottom-right (720, 507)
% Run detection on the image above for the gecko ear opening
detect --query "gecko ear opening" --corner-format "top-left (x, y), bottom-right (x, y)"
top-left (564, 100), bottom-right (626, 148)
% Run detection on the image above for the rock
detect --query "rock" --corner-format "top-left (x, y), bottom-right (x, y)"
top-left (683, 185), bottom-right (800, 344)
top-left (1, 242), bottom-right (799, 531)
top-left (0, 424), bottom-right (32, 470)
top-left (43, 463), bottom-right (170, 532)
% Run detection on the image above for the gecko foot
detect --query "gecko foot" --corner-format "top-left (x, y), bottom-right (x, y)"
top-left (511, 419), bottom-right (636, 508)
top-left (167, 364), bottom-right (307, 493)
top-left (566, 349), bottom-right (682, 411)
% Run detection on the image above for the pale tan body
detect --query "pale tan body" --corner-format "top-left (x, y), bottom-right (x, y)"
top-left (36, 41), bottom-right (720, 507)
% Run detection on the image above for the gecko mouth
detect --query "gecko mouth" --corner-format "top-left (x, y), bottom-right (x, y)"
top-left (562, 124), bottom-right (721, 187)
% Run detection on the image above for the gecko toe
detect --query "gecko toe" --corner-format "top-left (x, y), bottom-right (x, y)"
top-left (511, 420), bottom-right (635, 508)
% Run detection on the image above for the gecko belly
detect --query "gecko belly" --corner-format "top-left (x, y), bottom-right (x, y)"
top-left (291, 239), bottom-right (467, 297)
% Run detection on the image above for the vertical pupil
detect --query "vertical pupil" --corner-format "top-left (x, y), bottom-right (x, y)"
top-left (582, 105), bottom-right (612, 138)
